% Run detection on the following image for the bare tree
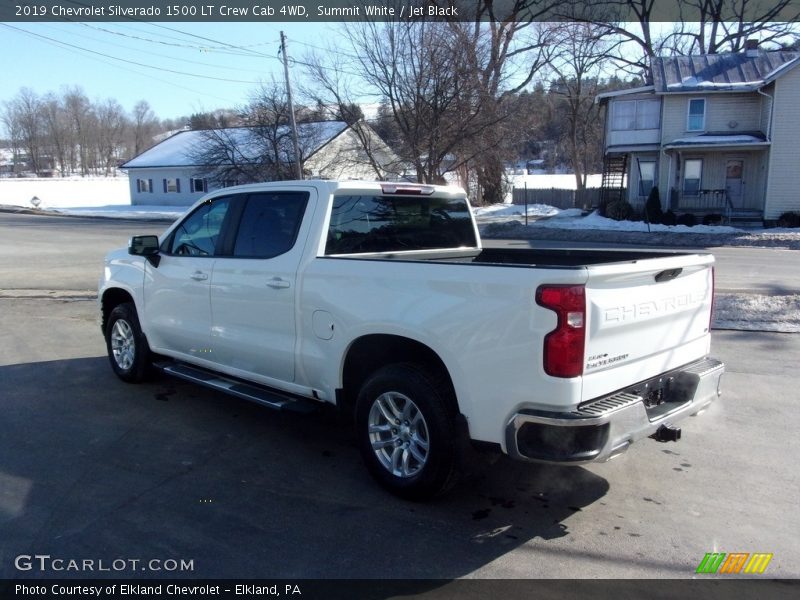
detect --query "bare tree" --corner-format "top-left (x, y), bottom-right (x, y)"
top-left (131, 100), bottom-right (158, 156)
top-left (573, 0), bottom-right (800, 81)
top-left (63, 87), bottom-right (94, 175)
top-left (3, 88), bottom-right (49, 175)
top-left (548, 23), bottom-right (620, 189)
top-left (41, 92), bottom-right (72, 176)
top-left (1, 100), bottom-right (24, 174)
top-left (445, 9), bottom-right (557, 203)
top-left (302, 48), bottom-right (409, 180)
top-left (96, 99), bottom-right (128, 175)
top-left (309, 5), bottom-right (558, 203)
top-left (337, 20), bottom-right (492, 185)
top-left (190, 81), bottom-right (329, 184)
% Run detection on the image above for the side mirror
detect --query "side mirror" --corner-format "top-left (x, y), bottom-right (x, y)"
top-left (129, 235), bottom-right (160, 256)
top-left (129, 235), bottom-right (161, 267)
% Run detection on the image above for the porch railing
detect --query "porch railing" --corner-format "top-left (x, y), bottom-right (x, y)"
top-left (670, 188), bottom-right (733, 220)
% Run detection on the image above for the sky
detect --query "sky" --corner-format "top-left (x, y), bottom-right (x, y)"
top-left (0, 21), bottom-right (352, 121)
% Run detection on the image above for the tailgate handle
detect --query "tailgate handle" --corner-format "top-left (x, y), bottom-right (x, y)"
top-left (655, 268), bottom-right (682, 283)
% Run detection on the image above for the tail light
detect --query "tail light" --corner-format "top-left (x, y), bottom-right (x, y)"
top-left (709, 266), bottom-right (715, 332)
top-left (536, 285), bottom-right (586, 378)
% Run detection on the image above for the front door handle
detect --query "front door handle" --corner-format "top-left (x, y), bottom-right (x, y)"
top-left (190, 271), bottom-right (208, 281)
top-left (266, 277), bottom-right (291, 289)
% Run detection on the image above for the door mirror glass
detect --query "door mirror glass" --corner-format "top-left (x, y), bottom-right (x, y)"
top-left (129, 235), bottom-right (160, 256)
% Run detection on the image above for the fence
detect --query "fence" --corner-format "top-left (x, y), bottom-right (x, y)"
top-left (512, 187), bottom-right (601, 210)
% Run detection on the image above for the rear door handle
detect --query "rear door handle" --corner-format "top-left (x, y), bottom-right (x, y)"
top-left (267, 277), bottom-right (291, 289)
top-left (190, 271), bottom-right (208, 281)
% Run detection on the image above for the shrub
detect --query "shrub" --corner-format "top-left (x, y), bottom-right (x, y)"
top-left (661, 210), bottom-right (677, 226)
top-left (605, 200), bottom-right (634, 221)
top-left (702, 213), bottom-right (724, 226)
top-left (644, 186), bottom-right (662, 223)
top-left (777, 211), bottom-right (800, 228)
top-left (677, 213), bottom-right (697, 227)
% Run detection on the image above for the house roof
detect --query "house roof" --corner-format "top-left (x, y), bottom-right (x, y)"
top-left (652, 50), bottom-right (800, 93)
top-left (595, 85), bottom-right (655, 103)
top-left (122, 120), bottom-right (349, 169)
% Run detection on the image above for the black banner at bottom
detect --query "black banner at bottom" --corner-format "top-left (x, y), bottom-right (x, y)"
top-left (2, 579), bottom-right (799, 600)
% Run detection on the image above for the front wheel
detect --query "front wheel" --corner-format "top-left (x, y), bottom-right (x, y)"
top-left (355, 363), bottom-right (460, 500)
top-left (105, 302), bottom-right (152, 383)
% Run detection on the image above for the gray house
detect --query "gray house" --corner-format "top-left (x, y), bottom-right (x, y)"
top-left (597, 46), bottom-right (800, 224)
top-left (122, 120), bottom-right (400, 206)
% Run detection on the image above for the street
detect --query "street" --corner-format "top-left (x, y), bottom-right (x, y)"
top-left (0, 212), bottom-right (798, 580)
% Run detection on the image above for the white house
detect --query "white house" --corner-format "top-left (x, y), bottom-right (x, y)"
top-left (597, 45), bottom-right (800, 224)
top-left (121, 120), bottom-right (401, 206)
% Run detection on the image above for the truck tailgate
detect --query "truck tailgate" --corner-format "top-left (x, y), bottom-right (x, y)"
top-left (582, 253), bottom-right (715, 402)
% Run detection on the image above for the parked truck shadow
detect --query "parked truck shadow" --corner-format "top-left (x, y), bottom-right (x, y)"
top-left (0, 356), bottom-right (608, 583)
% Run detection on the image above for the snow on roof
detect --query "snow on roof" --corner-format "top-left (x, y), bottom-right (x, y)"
top-left (665, 134), bottom-right (769, 148)
top-left (122, 121), bottom-right (349, 169)
top-left (652, 51), bottom-right (799, 93)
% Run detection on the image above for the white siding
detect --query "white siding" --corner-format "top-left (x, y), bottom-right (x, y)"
top-left (764, 63), bottom-right (800, 219)
top-left (661, 94), bottom-right (762, 143)
top-left (129, 168), bottom-right (207, 206)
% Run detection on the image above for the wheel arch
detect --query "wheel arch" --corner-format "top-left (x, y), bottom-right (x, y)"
top-left (101, 287), bottom-right (135, 333)
top-left (339, 334), bottom-right (459, 418)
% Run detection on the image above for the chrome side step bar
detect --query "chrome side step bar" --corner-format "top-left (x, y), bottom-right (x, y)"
top-left (155, 361), bottom-right (317, 414)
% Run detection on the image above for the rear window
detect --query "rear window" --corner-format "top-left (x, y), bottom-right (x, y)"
top-left (326, 194), bottom-right (476, 255)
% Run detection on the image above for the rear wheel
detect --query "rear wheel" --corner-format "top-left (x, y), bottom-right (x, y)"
top-left (355, 363), bottom-right (460, 500)
top-left (105, 302), bottom-right (152, 383)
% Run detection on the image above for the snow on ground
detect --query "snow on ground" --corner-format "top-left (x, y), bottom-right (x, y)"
top-left (472, 203), bottom-right (561, 218)
top-left (477, 204), bottom-right (800, 250)
top-left (0, 176), bottom-right (129, 208)
top-left (0, 176), bottom-right (185, 220)
top-left (510, 173), bottom-right (603, 190)
top-left (714, 293), bottom-right (800, 333)
top-left (532, 209), bottom-right (742, 234)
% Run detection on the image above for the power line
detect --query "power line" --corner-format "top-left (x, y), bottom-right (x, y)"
top-left (39, 23), bottom-right (277, 75)
top-left (1, 24), bottom-right (264, 84)
top-left (80, 22), bottom-right (279, 52)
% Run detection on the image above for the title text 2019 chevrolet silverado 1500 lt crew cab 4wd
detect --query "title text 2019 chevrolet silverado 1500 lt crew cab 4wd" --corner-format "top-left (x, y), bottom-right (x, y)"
top-left (99, 180), bottom-right (724, 499)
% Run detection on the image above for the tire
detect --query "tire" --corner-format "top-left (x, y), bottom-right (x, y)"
top-left (355, 363), bottom-right (460, 500)
top-left (105, 302), bottom-right (152, 383)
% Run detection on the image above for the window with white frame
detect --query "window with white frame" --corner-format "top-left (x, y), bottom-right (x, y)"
top-left (637, 160), bottom-right (656, 197)
top-left (164, 178), bottom-right (180, 193)
top-left (190, 177), bottom-right (207, 193)
top-left (683, 159), bottom-right (702, 194)
top-left (222, 179), bottom-right (240, 188)
top-left (687, 99), bottom-right (706, 131)
top-left (137, 178), bottom-right (152, 193)
top-left (611, 99), bottom-right (660, 130)
top-left (636, 100), bottom-right (660, 129)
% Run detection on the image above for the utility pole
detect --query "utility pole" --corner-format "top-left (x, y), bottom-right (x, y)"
top-left (280, 31), bottom-right (303, 180)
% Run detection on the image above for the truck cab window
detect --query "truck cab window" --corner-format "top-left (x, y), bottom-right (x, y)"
top-left (326, 194), bottom-right (476, 254)
top-left (232, 192), bottom-right (309, 258)
top-left (168, 198), bottom-right (233, 256)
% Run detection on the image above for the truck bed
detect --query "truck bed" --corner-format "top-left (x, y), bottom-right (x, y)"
top-left (336, 246), bottom-right (702, 267)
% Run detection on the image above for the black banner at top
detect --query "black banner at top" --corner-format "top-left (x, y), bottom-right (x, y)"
top-left (2, 0), bottom-right (799, 23)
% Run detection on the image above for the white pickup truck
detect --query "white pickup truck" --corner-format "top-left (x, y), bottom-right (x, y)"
top-left (99, 180), bottom-right (724, 499)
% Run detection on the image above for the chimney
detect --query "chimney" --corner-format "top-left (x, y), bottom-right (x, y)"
top-left (745, 39), bottom-right (759, 58)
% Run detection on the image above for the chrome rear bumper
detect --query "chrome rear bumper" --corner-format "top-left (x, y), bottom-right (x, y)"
top-left (505, 357), bottom-right (725, 464)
